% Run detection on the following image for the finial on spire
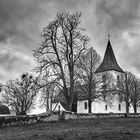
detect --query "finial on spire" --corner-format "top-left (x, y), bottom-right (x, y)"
top-left (108, 34), bottom-right (110, 40)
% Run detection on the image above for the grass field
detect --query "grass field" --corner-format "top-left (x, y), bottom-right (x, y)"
top-left (0, 117), bottom-right (140, 140)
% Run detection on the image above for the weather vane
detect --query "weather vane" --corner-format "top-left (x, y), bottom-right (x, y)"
top-left (108, 34), bottom-right (110, 40)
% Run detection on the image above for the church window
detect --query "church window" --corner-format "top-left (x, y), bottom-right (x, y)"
top-left (118, 104), bottom-right (121, 111)
top-left (117, 75), bottom-right (120, 84)
top-left (105, 104), bottom-right (108, 111)
top-left (102, 75), bottom-right (106, 84)
top-left (84, 102), bottom-right (87, 109)
top-left (58, 105), bottom-right (60, 111)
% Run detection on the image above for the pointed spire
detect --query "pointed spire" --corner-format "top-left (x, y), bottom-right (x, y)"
top-left (95, 37), bottom-right (124, 73)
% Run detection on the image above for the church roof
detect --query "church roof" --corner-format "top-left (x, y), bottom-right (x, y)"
top-left (95, 39), bottom-right (124, 73)
top-left (0, 104), bottom-right (10, 114)
top-left (52, 85), bottom-right (88, 109)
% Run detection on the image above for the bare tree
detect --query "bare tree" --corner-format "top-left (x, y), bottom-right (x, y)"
top-left (33, 12), bottom-right (89, 111)
top-left (114, 72), bottom-right (131, 106)
top-left (40, 79), bottom-right (59, 112)
top-left (1, 73), bottom-right (39, 115)
top-left (117, 71), bottom-right (140, 113)
top-left (129, 75), bottom-right (140, 113)
top-left (76, 47), bottom-right (113, 113)
top-left (37, 70), bottom-right (61, 112)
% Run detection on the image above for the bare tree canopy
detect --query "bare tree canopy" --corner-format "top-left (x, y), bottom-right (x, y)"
top-left (39, 73), bottom-right (58, 112)
top-left (117, 72), bottom-right (140, 113)
top-left (33, 12), bottom-right (89, 111)
top-left (1, 73), bottom-right (39, 115)
top-left (129, 76), bottom-right (140, 113)
top-left (76, 47), bottom-right (113, 113)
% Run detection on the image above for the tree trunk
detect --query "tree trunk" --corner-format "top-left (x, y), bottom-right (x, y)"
top-left (46, 98), bottom-right (49, 112)
top-left (50, 95), bottom-right (52, 111)
top-left (125, 73), bottom-right (129, 117)
top-left (67, 99), bottom-right (73, 111)
top-left (69, 68), bottom-right (74, 111)
top-left (88, 99), bottom-right (92, 113)
top-left (134, 104), bottom-right (137, 114)
top-left (67, 95), bottom-right (74, 112)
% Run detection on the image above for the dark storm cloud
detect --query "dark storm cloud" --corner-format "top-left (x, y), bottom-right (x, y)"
top-left (0, 51), bottom-right (32, 72)
top-left (0, 0), bottom-right (44, 82)
top-left (1, 0), bottom-right (139, 49)
top-left (0, 0), bottom-right (140, 83)
top-left (0, 49), bottom-right (35, 82)
top-left (95, 0), bottom-right (140, 34)
top-left (85, 0), bottom-right (140, 75)
top-left (0, 0), bottom-right (36, 42)
top-left (0, 0), bottom-right (88, 47)
top-left (0, 0), bottom-right (55, 54)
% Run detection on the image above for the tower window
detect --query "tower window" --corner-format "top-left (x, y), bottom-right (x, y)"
top-left (58, 105), bottom-right (60, 111)
top-left (105, 104), bottom-right (108, 111)
top-left (84, 102), bottom-right (87, 109)
top-left (117, 75), bottom-right (120, 84)
top-left (102, 75), bottom-right (106, 84)
top-left (118, 104), bottom-right (121, 111)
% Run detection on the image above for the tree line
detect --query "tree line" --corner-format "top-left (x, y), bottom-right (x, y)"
top-left (0, 12), bottom-right (140, 115)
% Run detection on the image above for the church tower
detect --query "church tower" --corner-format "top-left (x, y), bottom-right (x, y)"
top-left (95, 37), bottom-right (124, 74)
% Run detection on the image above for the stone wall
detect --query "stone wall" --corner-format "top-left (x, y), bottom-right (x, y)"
top-left (1, 111), bottom-right (140, 127)
top-left (77, 113), bottom-right (140, 118)
top-left (0, 111), bottom-right (60, 127)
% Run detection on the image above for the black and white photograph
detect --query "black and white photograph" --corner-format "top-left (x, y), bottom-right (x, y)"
top-left (0, 0), bottom-right (140, 139)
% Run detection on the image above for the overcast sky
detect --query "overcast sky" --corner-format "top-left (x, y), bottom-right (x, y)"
top-left (0, 0), bottom-right (140, 83)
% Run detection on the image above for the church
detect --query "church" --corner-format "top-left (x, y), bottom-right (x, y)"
top-left (52, 38), bottom-right (140, 114)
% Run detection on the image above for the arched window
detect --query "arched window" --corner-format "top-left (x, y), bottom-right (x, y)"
top-left (58, 105), bottom-right (60, 111)
top-left (105, 104), bottom-right (108, 111)
top-left (118, 104), bottom-right (121, 111)
top-left (117, 75), bottom-right (120, 84)
top-left (84, 102), bottom-right (87, 109)
top-left (102, 75), bottom-right (106, 84)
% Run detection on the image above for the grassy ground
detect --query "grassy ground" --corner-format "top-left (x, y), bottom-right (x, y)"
top-left (0, 117), bottom-right (140, 140)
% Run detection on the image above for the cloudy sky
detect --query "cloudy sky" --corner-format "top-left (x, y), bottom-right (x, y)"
top-left (0, 0), bottom-right (140, 83)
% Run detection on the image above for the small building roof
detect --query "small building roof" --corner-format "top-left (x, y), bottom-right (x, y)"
top-left (0, 104), bottom-right (10, 114)
top-left (95, 39), bottom-right (124, 73)
top-left (52, 86), bottom-right (88, 110)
